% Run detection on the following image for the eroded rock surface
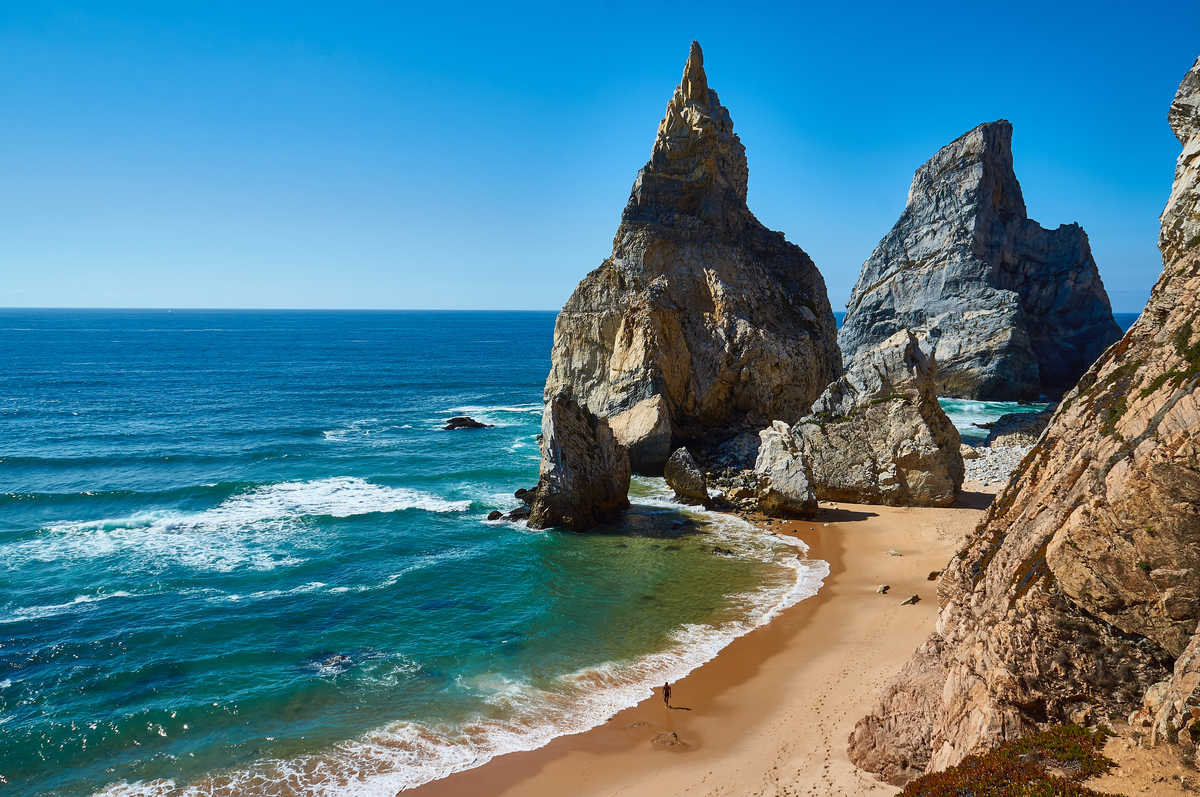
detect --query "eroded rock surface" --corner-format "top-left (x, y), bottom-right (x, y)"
top-left (839, 120), bottom-right (1121, 400)
top-left (527, 393), bottom-right (631, 532)
top-left (754, 331), bottom-right (962, 507)
top-left (663, 447), bottom-right (708, 504)
top-left (849, 57), bottom-right (1200, 785)
top-left (542, 41), bottom-right (840, 472)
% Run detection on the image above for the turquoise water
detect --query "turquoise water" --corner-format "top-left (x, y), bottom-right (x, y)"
top-left (936, 312), bottom-right (1141, 441)
top-left (0, 311), bottom-right (824, 796)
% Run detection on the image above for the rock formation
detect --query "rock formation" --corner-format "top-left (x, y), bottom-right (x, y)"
top-left (755, 331), bottom-right (962, 508)
top-left (838, 120), bottom-right (1122, 400)
top-left (663, 447), bottom-right (708, 504)
top-left (983, 407), bottom-right (1054, 448)
top-left (848, 57), bottom-right (1200, 785)
top-left (527, 393), bottom-right (631, 532)
top-left (541, 41), bottom-right (841, 473)
top-left (753, 421), bottom-right (818, 516)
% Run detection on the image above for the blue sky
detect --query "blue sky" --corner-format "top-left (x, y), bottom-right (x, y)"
top-left (1, 1), bottom-right (1196, 312)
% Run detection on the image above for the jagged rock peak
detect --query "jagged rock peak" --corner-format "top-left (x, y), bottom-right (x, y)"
top-left (541, 41), bottom-right (840, 472)
top-left (624, 40), bottom-right (750, 231)
top-left (907, 120), bottom-right (1026, 219)
top-left (680, 41), bottom-right (709, 104)
top-left (838, 119), bottom-right (1121, 400)
top-left (1162, 55), bottom-right (1200, 264)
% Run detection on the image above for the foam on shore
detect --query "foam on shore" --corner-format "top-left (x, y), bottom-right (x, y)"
top-left (93, 481), bottom-right (827, 797)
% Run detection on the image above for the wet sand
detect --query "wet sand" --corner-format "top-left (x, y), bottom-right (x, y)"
top-left (412, 491), bottom-right (994, 796)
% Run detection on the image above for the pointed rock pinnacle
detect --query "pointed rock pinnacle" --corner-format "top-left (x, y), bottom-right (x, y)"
top-left (681, 40), bottom-right (708, 104)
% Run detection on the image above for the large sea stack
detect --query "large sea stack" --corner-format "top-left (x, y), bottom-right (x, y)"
top-left (838, 120), bottom-right (1122, 400)
top-left (848, 58), bottom-right (1200, 785)
top-left (542, 42), bottom-right (840, 473)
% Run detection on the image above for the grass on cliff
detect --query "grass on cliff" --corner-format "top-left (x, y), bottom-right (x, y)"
top-left (899, 724), bottom-right (1115, 797)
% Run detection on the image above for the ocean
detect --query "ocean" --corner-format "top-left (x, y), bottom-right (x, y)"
top-left (0, 308), bottom-right (1142, 795)
top-left (0, 310), bottom-right (824, 796)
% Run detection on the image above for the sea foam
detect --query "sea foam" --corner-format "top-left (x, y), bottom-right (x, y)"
top-left (94, 481), bottom-right (827, 796)
top-left (4, 477), bottom-right (470, 574)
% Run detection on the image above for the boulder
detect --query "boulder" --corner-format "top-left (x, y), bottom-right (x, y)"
top-left (983, 407), bottom-right (1054, 447)
top-left (527, 393), bottom-right (631, 532)
top-left (754, 331), bottom-right (963, 507)
top-left (541, 41), bottom-right (840, 473)
top-left (849, 57), bottom-right (1200, 784)
top-left (838, 120), bottom-right (1121, 400)
top-left (663, 447), bottom-right (708, 504)
top-left (754, 421), bottom-right (817, 516)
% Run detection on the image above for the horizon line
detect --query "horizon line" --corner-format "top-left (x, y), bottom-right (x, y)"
top-left (0, 306), bottom-right (1151, 315)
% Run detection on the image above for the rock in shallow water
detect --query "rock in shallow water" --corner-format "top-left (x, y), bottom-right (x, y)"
top-left (540, 41), bottom-right (840, 473)
top-left (526, 393), bottom-right (631, 532)
top-left (443, 416), bottom-right (491, 430)
top-left (838, 120), bottom-right (1121, 400)
top-left (663, 447), bottom-right (708, 505)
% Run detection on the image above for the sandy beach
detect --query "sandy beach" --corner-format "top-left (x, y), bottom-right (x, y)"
top-left (413, 489), bottom-right (996, 797)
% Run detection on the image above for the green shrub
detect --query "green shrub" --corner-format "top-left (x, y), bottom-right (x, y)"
top-left (899, 724), bottom-right (1114, 796)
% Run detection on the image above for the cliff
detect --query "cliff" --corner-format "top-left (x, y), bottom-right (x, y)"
top-left (838, 121), bottom-right (1121, 400)
top-left (848, 57), bottom-right (1200, 784)
top-left (542, 41), bottom-right (841, 472)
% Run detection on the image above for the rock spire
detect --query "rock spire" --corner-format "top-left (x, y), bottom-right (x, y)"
top-left (541, 41), bottom-right (841, 473)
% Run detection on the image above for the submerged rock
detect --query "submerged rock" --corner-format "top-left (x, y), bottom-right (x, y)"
top-left (754, 332), bottom-right (962, 507)
top-left (838, 120), bottom-right (1121, 400)
top-left (526, 393), bottom-right (631, 532)
top-left (663, 447), bottom-right (708, 505)
top-left (849, 57), bottom-right (1200, 785)
top-left (541, 41), bottom-right (840, 473)
top-left (443, 416), bottom-right (491, 430)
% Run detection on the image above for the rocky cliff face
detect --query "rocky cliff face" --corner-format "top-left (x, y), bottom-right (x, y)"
top-left (527, 393), bottom-right (631, 532)
top-left (542, 42), bottom-right (840, 472)
top-left (755, 331), bottom-right (962, 508)
top-left (848, 57), bottom-right (1200, 785)
top-left (838, 121), bottom-right (1121, 400)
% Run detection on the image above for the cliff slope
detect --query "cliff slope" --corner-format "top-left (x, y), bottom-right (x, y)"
top-left (848, 57), bottom-right (1200, 784)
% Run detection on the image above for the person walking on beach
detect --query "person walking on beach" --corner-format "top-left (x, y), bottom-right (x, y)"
top-left (663, 682), bottom-right (672, 708)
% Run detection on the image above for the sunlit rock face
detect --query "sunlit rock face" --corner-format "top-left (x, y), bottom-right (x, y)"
top-left (543, 41), bottom-right (840, 473)
top-left (839, 120), bottom-right (1121, 400)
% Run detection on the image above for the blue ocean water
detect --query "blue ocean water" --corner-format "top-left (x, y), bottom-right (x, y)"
top-left (0, 310), bottom-right (825, 796)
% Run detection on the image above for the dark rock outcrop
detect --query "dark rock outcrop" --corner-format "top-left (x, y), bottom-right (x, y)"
top-left (443, 416), bottom-right (491, 430)
top-left (527, 393), bottom-right (631, 532)
top-left (663, 447), bottom-right (708, 504)
top-left (838, 120), bottom-right (1121, 400)
top-left (983, 407), bottom-right (1054, 447)
top-left (541, 41), bottom-right (841, 473)
top-left (848, 57), bottom-right (1200, 784)
top-left (755, 331), bottom-right (962, 507)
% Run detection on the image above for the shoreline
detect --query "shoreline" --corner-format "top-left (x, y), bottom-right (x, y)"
top-left (412, 490), bottom-right (994, 796)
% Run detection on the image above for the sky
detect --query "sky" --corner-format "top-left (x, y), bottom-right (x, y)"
top-left (1, 1), bottom-right (1197, 313)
